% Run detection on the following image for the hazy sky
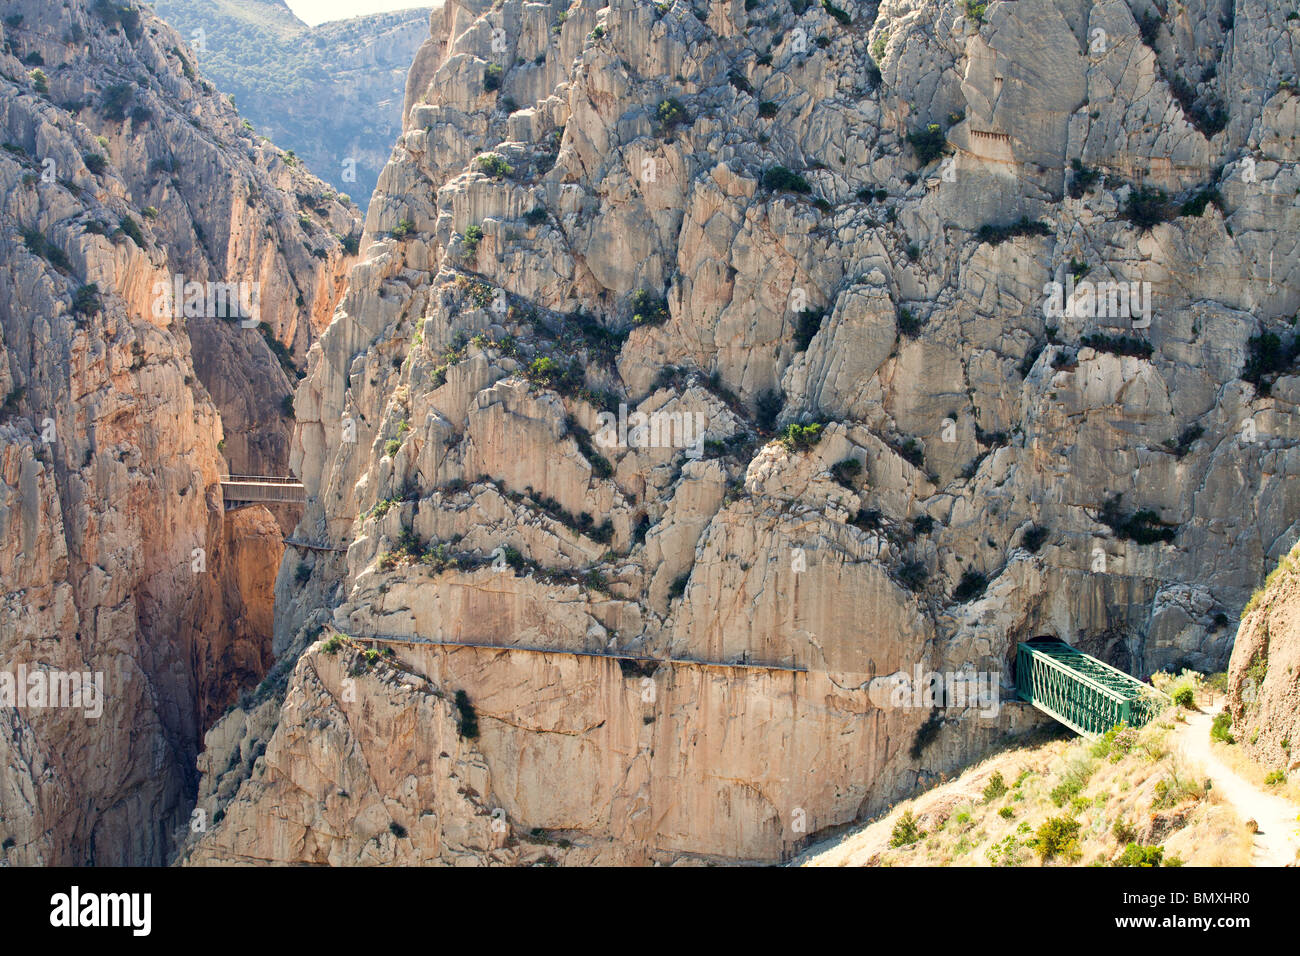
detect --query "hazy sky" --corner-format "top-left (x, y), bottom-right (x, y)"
top-left (285, 0), bottom-right (433, 26)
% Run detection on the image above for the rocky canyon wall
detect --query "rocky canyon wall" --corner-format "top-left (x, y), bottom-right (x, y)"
top-left (183, 0), bottom-right (1300, 864)
top-left (0, 0), bottom-right (355, 864)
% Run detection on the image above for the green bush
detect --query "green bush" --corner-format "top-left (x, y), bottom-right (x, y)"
top-left (21, 229), bottom-right (71, 272)
top-left (72, 284), bottom-right (101, 317)
top-left (1033, 815), bottom-right (1081, 862)
top-left (454, 689), bottom-right (480, 738)
top-left (793, 308), bottom-right (824, 351)
top-left (1098, 493), bottom-right (1176, 545)
top-left (758, 101), bottom-right (779, 118)
top-left (998, 805), bottom-right (1014, 819)
top-left (1114, 843), bottom-right (1164, 867)
top-left (727, 70), bottom-right (753, 94)
top-left (527, 356), bottom-right (560, 382)
top-left (1124, 186), bottom-right (1174, 229)
top-left (897, 560), bottom-right (928, 592)
top-left (1021, 525), bottom-right (1049, 554)
top-left (568, 418), bottom-right (614, 479)
top-left (1092, 724), bottom-right (1140, 760)
top-left (118, 216), bottom-right (145, 248)
top-left (630, 288), bottom-right (670, 326)
top-left (94, 0), bottom-right (142, 40)
top-left (1164, 424), bottom-right (1204, 459)
top-left (484, 63), bottom-right (503, 92)
top-left (982, 771), bottom-right (1008, 802)
top-left (1172, 685), bottom-right (1195, 709)
top-left (976, 217), bottom-right (1052, 245)
top-left (1180, 186), bottom-right (1223, 218)
top-left (656, 97), bottom-right (690, 132)
top-left (475, 152), bottom-right (513, 179)
top-left (1049, 779), bottom-right (1082, 807)
top-left (755, 389), bottom-right (782, 432)
top-left (822, 0), bottom-right (851, 24)
top-left (1049, 756), bottom-right (1094, 806)
top-left (762, 165), bottom-right (812, 193)
top-left (830, 457), bottom-right (861, 487)
top-left (1137, 10), bottom-right (1161, 47)
top-left (100, 83), bottom-right (133, 121)
top-left (952, 570), bottom-right (988, 603)
top-left (870, 29), bottom-right (889, 66)
top-left (524, 355), bottom-right (587, 398)
top-left (1151, 771), bottom-right (1204, 809)
top-left (777, 422), bottom-right (824, 451)
top-left (895, 436), bottom-right (924, 468)
top-left (906, 124), bottom-right (947, 165)
top-left (462, 224), bottom-right (483, 256)
top-left (1078, 332), bottom-right (1154, 360)
top-left (889, 810), bottom-right (923, 847)
top-left (897, 307), bottom-right (923, 337)
top-left (1241, 330), bottom-right (1300, 397)
top-left (1265, 769), bottom-right (1286, 786)
top-left (321, 635), bottom-right (343, 655)
top-left (1169, 76), bottom-right (1227, 137)
top-left (1067, 159), bottom-right (1100, 199)
top-left (0, 386), bottom-right (24, 424)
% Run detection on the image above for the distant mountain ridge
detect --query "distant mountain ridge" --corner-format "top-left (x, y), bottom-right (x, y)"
top-left (148, 0), bottom-right (432, 211)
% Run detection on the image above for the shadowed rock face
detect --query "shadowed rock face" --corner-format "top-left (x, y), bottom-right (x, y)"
top-left (0, 0), bottom-right (355, 864)
top-left (177, 0), bottom-right (1300, 865)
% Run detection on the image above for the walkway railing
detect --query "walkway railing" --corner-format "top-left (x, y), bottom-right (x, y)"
top-left (284, 538), bottom-right (348, 553)
top-left (220, 475), bottom-right (307, 507)
top-left (346, 632), bottom-right (808, 675)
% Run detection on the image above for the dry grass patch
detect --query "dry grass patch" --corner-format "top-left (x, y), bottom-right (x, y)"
top-left (802, 719), bottom-right (1246, 867)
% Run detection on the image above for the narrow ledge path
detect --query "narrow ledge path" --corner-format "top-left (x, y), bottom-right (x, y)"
top-left (1175, 704), bottom-right (1300, 867)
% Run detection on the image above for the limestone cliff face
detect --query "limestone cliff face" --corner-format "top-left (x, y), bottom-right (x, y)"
top-left (1226, 541), bottom-right (1300, 774)
top-left (192, 0), bottom-right (1300, 864)
top-left (0, 0), bottom-right (354, 864)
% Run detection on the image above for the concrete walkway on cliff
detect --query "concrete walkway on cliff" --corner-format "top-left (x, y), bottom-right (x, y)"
top-left (351, 632), bottom-right (809, 674)
top-left (1175, 705), bottom-right (1300, 867)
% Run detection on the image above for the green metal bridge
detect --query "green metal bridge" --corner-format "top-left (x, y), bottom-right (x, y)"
top-left (1015, 637), bottom-right (1169, 738)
